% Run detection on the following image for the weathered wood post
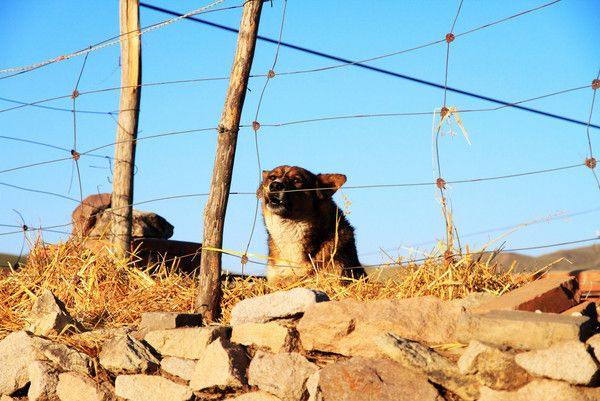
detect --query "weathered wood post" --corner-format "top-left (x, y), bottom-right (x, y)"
top-left (111, 0), bottom-right (141, 257)
top-left (195, 0), bottom-right (264, 320)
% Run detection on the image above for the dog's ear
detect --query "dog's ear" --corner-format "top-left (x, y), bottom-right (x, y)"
top-left (316, 173), bottom-right (347, 199)
top-left (256, 170), bottom-right (270, 198)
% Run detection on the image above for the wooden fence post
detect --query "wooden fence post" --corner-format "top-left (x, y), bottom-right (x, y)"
top-left (111, 0), bottom-right (141, 257)
top-left (195, 0), bottom-right (264, 320)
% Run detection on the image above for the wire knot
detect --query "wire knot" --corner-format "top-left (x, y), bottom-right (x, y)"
top-left (267, 70), bottom-right (276, 79)
top-left (445, 33), bottom-right (455, 43)
top-left (592, 79), bottom-right (600, 91)
top-left (241, 253), bottom-right (249, 266)
top-left (436, 177), bottom-right (446, 189)
top-left (252, 121), bottom-right (261, 132)
top-left (71, 149), bottom-right (80, 161)
top-left (71, 90), bottom-right (80, 99)
top-left (585, 157), bottom-right (597, 169)
top-left (22, 224), bottom-right (29, 232)
top-left (440, 106), bottom-right (450, 118)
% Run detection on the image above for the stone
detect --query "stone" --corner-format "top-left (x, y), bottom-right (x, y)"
top-left (306, 371), bottom-right (321, 401)
top-left (0, 396), bottom-right (15, 401)
top-left (138, 312), bottom-right (202, 333)
top-left (297, 296), bottom-right (462, 357)
top-left (315, 357), bottom-right (442, 401)
top-left (0, 331), bottom-right (90, 395)
top-left (28, 361), bottom-right (59, 401)
top-left (457, 340), bottom-right (530, 390)
top-left (478, 379), bottom-right (600, 401)
top-left (586, 333), bottom-right (600, 361)
top-left (56, 372), bottom-right (113, 401)
top-left (144, 325), bottom-right (230, 359)
top-left (231, 288), bottom-right (329, 325)
top-left (231, 322), bottom-right (298, 352)
top-left (27, 289), bottom-right (76, 336)
top-left (562, 301), bottom-right (597, 320)
top-left (376, 333), bottom-right (479, 401)
top-left (472, 276), bottom-right (579, 314)
top-left (189, 337), bottom-right (249, 390)
top-left (456, 309), bottom-right (595, 350)
top-left (99, 334), bottom-right (159, 374)
top-left (248, 351), bottom-right (318, 401)
top-left (160, 357), bottom-right (197, 381)
top-left (227, 392), bottom-right (282, 401)
top-left (515, 340), bottom-right (599, 385)
top-left (115, 375), bottom-right (193, 401)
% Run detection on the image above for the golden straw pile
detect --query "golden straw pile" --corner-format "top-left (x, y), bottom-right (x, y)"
top-left (0, 238), bottom-right (531, 355)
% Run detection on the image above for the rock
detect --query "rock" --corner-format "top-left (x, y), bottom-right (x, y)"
top-left (89, 208), bottom-right (174, 239)
top-left (306, 371), bottom-right (321, 401)
top-left (231, 288), bottom-right (329, 326)
top-left (189, 337), bottom-right (249, 390)
top-left (472, 276), bottom-right (579, 314)
top-left (144, 325), bottom-right (230, 359)
top-left (478, 379), bottom-right (600, 401)
top-left (456, 309), bottom-right (595, 350)
top-left (99, 334), bottom-right (159, 374)
top-left (457, 340), bottom-right (530, 390)
top-left (514, 340), bottom-right (599, 385)
top-left (0, 331), bottom-right (90, 395)
top-left (231, 322), bottom-right (298, 352)
top-left (27, 289), bottom-right (76, 336)
top-left (314, 357), bottom-right (442, 401)
top-left (56, 372), bottom-right (113, 401)
top-left (160, 357), bottom-right (197, 381)
top-left (138, 312), bottom-right (202, 333)
top-left (297, 296), bottom-right (462, 357)
top-left (376, 333), bottom-right (479, 401)
top-left (28, 361), bottom-right (59, 401)
top-left (72, 193), bottom-right (112, 237)
top-left (0, 396), bottom-right (15, 401)
top-left (586, 333), bottom-right (600, 361)
top-left (115, 375), bottom-right (193, 401)
top-left (248, 351), bottom-right (318, 401)
top-left (227, 392), bottom-right (282, 401)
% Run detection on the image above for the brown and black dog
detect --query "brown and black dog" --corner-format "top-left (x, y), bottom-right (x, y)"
top-left (257, 165), bottom-right (366, 282)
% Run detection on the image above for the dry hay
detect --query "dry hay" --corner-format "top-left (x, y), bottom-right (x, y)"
top-left (0, 237), bottom-right (534, 356)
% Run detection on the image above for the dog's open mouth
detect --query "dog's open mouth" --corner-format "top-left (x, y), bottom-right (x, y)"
top-left (266, 193), bottom-right (287, 213)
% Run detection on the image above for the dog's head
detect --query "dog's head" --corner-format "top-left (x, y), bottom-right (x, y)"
top-left (257, 165), bottom-right (347, 218)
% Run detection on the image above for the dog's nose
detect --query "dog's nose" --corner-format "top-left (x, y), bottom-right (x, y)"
top-left (269, 181), bottom-right (285, 192)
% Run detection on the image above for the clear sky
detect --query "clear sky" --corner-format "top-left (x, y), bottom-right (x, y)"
top-left (1, 0), bottom-right (599, 275)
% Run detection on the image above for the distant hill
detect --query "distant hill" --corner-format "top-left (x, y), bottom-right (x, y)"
top-left (1, 252), bottom-right (25, 268)
top-left (492, 243), bottom-right (600, 272)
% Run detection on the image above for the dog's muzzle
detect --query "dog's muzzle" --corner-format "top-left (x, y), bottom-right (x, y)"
top-left (266, 180), bottom-right (288, 213)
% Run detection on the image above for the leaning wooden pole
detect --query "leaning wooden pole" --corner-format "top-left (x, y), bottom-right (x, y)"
top-left (111, 0), bottom-right (141, 258)
top-left (196, 0), bottom-right (263, 319)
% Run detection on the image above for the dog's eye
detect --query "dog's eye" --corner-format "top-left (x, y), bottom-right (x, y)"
top-left (268, 175), bottom-right (277, 181)
top-left (292, 177), bottom-right (303, 184)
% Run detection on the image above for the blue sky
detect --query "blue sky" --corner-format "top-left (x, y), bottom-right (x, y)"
top-left (1, 0), bottom-right (599, 274)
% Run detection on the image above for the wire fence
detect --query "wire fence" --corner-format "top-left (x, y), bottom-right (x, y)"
top-left (1, 0), bottom-right (599, 273)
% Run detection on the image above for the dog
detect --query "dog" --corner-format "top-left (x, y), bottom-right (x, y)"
top-left (257, 165), bottom-right (366, 282)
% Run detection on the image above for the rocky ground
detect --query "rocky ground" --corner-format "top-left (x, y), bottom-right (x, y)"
top-left (1, 277), bottom-right (600, 401)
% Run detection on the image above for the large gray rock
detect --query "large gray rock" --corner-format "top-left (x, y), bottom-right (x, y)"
top-left (115, 375), bottom-right (193, 401)
top-left (231, 322), bottom-right (298, 352)
top-left (189, 337), bottom-right (249, 390)
top-left (144, 326), bottom-right (230, 359)
top-left (458, 340), bottom-right (530, 390)
top-left (231, 288), bottom-right (329, 326)
top-left (297, 296), bottom-right (462, 357)
top-left (456, 310), bottom-right (595, 350)
top-left (248, 351), bottom-right (318, 401)
top-left (313, 357), bottom-right (442, 401)
top-left (28, 361), bottom-right (59, 401)
top-left (56, 372), bottom-right (113, 401)
top-left (376, 333), bottom-right (479, 401)
top-left (160, 357), bottom-right (197, 381)
top-left (27, 289), bottom-right (76, 336)
top-left (478, 379), bottom-right (600, 401)
top-left (515, 341), bottom-right (599, 385)
top-left (99, 334), bottom-right (159, 374)
top-left (0, 331), bottom-right (91, 395)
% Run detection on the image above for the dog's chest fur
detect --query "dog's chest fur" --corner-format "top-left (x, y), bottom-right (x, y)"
top-left (264, 213), bottom-right (313, 266)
